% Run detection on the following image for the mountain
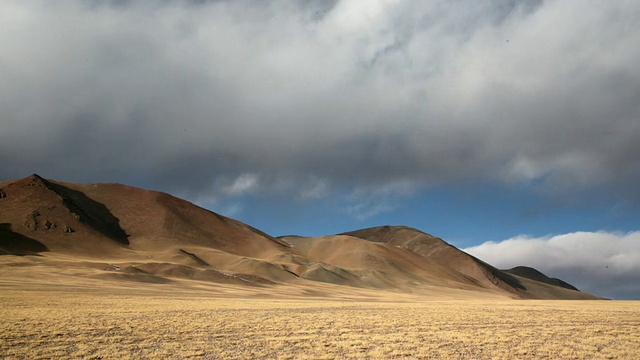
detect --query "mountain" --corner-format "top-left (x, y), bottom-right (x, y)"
top-left (504, 266), bottom-right (579, 291)
top-left (0, 174), bottom-right (597, 299)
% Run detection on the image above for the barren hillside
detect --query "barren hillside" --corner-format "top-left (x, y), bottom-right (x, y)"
top-left (0, 174), bottom-right (599, 300)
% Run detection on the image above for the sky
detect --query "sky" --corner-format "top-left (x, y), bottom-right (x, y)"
top-left (1, 0), bottom-right (639, 299)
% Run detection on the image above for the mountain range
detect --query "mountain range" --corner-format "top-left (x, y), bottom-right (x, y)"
top-left (0, 174), bottom-right (599, 299)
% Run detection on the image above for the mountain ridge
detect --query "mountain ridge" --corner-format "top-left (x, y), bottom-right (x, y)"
top-left (0, 174), bottom-right (598, 300)
top-left (505, 266), bottom-right (579, 291)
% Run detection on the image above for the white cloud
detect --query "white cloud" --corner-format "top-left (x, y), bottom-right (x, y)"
top-left (223, 173), bottom-right (260, 196)
top-left (463, 231), bottom-right (640, 299)
top-left (298, 176), bottom-right (330, 201)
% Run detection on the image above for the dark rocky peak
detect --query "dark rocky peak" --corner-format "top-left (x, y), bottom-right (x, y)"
top-left (2, 174), bottom-right (52, 193)
top-left (24, 174), bottom-right (48, 187)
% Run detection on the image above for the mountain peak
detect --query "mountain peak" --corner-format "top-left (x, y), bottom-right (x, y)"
top-left (341, 225), bottom-right (435, 243)
top-left (13, 173), bottom-right (49, 188)
top-left (0, 174), bottom-right (53, 198)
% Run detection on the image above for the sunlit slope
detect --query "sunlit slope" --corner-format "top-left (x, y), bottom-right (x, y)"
top-left (342, 226), bottom-right (599, 299)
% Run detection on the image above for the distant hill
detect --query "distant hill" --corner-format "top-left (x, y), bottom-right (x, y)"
top-left (504, 266), bottom-right (579, 291)
top-left (0, 174), bottom-right (598, 299)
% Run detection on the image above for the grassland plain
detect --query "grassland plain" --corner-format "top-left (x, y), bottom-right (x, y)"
top-left (1, 285), bottom-right (639, 360)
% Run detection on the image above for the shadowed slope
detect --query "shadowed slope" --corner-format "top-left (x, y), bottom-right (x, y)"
top-left (43, 178), bottom-right (308, 285)
top-left (46, 179), bottom-right (129, 244)
top-left (0, 223), bottom-right (48, 255)
top-left (505, 266), bottom-right (579, 291)
top-left (0, 175), bottom-right (129, 256)
top-left (56, 180), bottom-right (291, 258)
top-left (0, 175), bottom-right (305, 285)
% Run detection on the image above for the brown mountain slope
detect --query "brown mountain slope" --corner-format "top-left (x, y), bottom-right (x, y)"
top-left (0, 174), bottom-right (130, 256)
top-left (0, 223), bottom-right (48, 255)
top-left (340, 226), bottom-right (596, 299)
top-left (342, 226), bottom-right (525, 293)
top-left (1, 174), bottom-right (287, 257)
top-left (0, 175), bottom-right (599, 299)
top-left (280, 234), bottom-right (514, 294)
top-left (58, 179), bottom-right (291, 256)
top-left (0, 174), bottom-right (302, 285)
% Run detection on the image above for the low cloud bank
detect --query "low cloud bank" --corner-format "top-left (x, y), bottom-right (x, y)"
top-left (464, 231), bottom-right (640, 299)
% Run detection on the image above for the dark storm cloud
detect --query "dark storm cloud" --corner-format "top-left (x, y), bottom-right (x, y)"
top-left (1, 0), bottom-right (639, 208)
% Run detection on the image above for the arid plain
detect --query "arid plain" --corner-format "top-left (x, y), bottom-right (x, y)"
top-left (2, 283), bottom-right (639, 359)
top-left (1, 175), bottom-right (639, 359)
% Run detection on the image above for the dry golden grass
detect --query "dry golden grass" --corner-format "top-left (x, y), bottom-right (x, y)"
top-left (1, 287), bottom-right (639, 359)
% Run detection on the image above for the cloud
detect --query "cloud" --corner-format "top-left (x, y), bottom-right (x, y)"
top-left (463, 231), bottom-right (640, 299)
top-left (223, 173), bottom-right (260, 196)
top-left (297, 176), bottom-right (330, 201)
top-left (1, 0), bottom-right (639, 215)
top-left (344, 179), bottom-right (417, 220)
